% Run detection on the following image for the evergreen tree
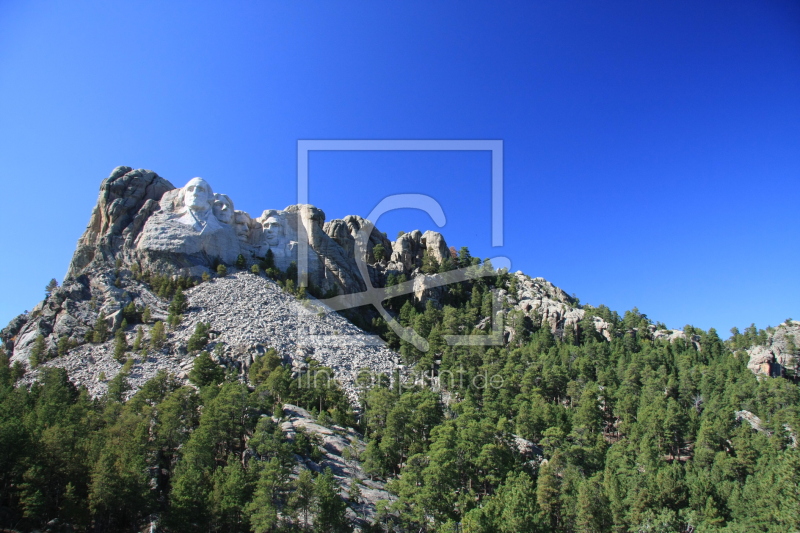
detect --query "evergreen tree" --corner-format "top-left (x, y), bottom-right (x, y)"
top-left (210, 456), bottom-right (249, 532)
top-left (235, 254), bottom-right (247, 269)
top-left (56, 335), bottom-right (72, 357)
top-left (314, 467), bottom-right (351, 532)
top-left (575, 474), bottom-right (611, 533)
top-left (93, 312), bottom-right (109, 343)
top-left (29, 334), bottom-right (46, 367)
top-left (290, 469), bottom-right (315, 530)
top-left (133, 325), bottom-right (144, 351)
top-left (189, 351), bottom-right (225, 388)
top-left (187, 322), bottom-right (211, 352)
top-left (45, 278), bottom-right (58, 296)
top-left (372, 243), bottom-right (386, 262)
top-left (113, 327), bottom-right (129, 362)
top-left (150, 321), bottom-right (166, 350)
top-left (246, 459), bottom-right (284, 532)
top-left (107, 369), bottom-right (131, 402)
top-left (141, 305), bottom-right (151, 323)
top-left (421, 249), bottom-right (439, 275)
top-left (168, 288), bottom-right (188, 327)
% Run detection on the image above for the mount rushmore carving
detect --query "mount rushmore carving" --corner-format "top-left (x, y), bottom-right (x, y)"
top-left (67, 166), bottom-right (450, 296)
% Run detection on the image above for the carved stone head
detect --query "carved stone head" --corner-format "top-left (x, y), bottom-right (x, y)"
top-left (213, 193), bottom-right (234, 224)
top-left (262, 216), bottom-right (283, 246)
top-left (183, 178), bottom-right (213, 213)
top-left (234, 210), bottom-right (253, 242)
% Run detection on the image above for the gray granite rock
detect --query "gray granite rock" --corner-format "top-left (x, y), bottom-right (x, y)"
top-left (747, 321), bottom-right (800, 376)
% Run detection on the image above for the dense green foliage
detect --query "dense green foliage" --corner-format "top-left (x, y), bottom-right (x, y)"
top-left (10, 253), bottom-right (798, 532)
top-left (0, 354), bottom-right (355, 532)
top-left (353, 255), bottom-right (800, 532)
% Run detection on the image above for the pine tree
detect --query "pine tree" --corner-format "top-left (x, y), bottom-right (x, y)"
top-left (188, 351), bottom-right (224, 387)
top-left (289, 469), bottom-right (315, 530)
top-left (56, 335), bottom-right (71, 357)
top-left (372, 243), bottom-right (386, 262)
top-left (246, 459), bottom-right (284, 533)
top-left (347, 481), bottom-right (362, 508)
top-left (314, 467), bottom-right (351, 532)
top-left (537, 455), bottom-right (562, 531)
top-left (141, 306), bottom-right (151, 324)
top-left (45, 278), bottom-right (58, 296)
top-left (113, 327), bottom-right (128, 362)
top-left (262, 249), bottom-right (275, 271)
top-left (216, 264), bottom-right (228, 277)
top-left (421, 249), bottom-right (439, 275)
top-left (458, 246), bottom-right (472, 267)
top-left (168, 288), bottom-right (188, 327)
top-left (150, 321), bottom-right (166, 350)
top-left (210, 456), bottom-right (249, 531)
top-left (11, 360), bottom-right (25, 381)
top-left (122, 301), bottom-right (138, 323)
top-left (29, 334), bottom-right (47, 367)
top-left (93, 312), bottom-right (109, 343)
top-left (132, 326), bottom-right (144, 351)
top-left (107, 369), bottom-right (131, 402)
top-left (235, 254), bottom-right (247, 269)
top-left (187, 322), bottom-right (210, 352)
top-left (575, 474), bottom-right (610, 533)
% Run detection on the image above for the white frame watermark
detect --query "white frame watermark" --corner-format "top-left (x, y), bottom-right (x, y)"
top-left (294, 139), bottom-right (508, 351)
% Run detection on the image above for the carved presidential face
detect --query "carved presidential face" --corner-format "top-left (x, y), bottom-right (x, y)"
top-left (262, 216), bottom-right (283, 246)
top-left (183, 178), bottom-right (213, 212)
top-left (213, 194), bottom-right (234, 224)
top-left (234, 211), bottom-right (252, 240)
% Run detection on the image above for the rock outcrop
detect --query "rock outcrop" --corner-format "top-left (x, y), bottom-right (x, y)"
top-left (746, 321), bottom-right (800, 377)
top-left (507, 272), bottom-right (595, 337)
top-left (68, 166), bottom-right (173, 277)
top-left (279, 404), bottom-right (394, 525)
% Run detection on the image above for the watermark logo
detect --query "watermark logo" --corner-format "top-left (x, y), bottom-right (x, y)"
top-left (295, 140), bottom-right (508, 351)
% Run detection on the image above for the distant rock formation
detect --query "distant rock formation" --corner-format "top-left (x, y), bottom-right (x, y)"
top-left (746, 321), bottom-right (800, 377)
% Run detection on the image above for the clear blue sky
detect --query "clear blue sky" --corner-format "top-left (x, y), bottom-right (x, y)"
top-left (1, 1), bottom-right (798, 334)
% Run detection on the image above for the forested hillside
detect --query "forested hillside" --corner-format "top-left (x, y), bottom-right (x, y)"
top-left (1, 254), bottom-right (798, 532)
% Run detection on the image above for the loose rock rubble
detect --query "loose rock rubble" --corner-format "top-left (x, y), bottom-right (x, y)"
top-left (21, 272), bottom-right (399, 400)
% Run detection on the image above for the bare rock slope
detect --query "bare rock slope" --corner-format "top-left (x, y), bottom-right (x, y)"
top-left (22, 271), bottom-right (398, 399)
